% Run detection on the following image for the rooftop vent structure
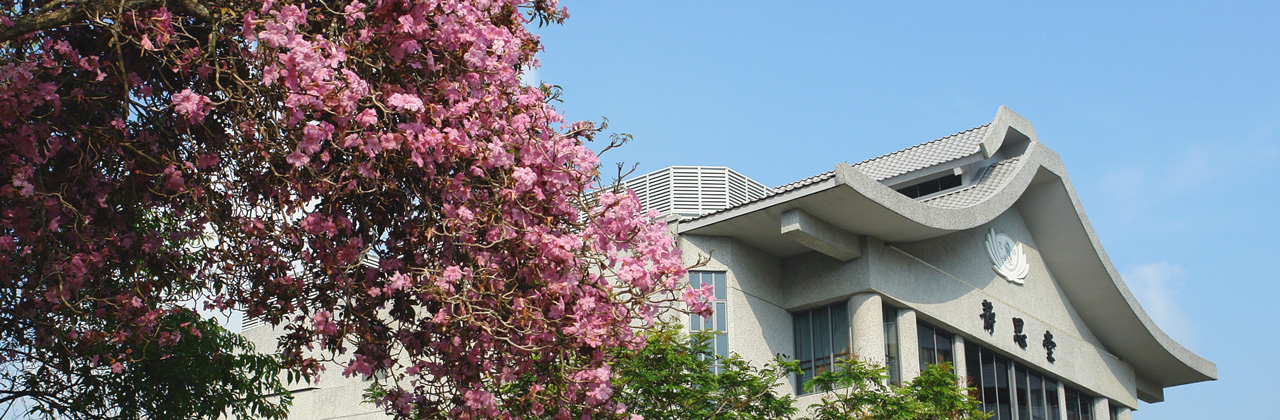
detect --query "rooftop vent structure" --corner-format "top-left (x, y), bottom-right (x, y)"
top-left (621, 166), bottom-right (772, 217)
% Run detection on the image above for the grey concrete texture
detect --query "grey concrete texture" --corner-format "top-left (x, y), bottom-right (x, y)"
top-left (883, 209), bottom-right (1138, 407)
top-left (685, 211), bottom-right (1141, 408)
top-left (674, 106), bottom-right (1214, 399)
top-left (242, 325), bottom-right (390, 420)
top-left (849, 293), bottom-right (886, 366)
top-left (780, 208), bottom-right (862, 261)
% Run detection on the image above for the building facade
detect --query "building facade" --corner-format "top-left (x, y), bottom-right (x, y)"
top-left (669, 107), bottom-right (1215, 419)
top-left (243, 106), bottom-right (1215, 419)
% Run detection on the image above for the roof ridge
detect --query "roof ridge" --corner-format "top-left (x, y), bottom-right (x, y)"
top-left (771, 170), bottom-right (835, 190)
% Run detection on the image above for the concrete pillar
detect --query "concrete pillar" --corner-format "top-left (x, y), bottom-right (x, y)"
top-left (1113, 405), bottom-right (1132, 420)
top-left (897, 308), bottom-right (920, 381)
top-left (1093, 397), bottom-right (1111, 420)
top-left (952, 334), bottom-right (967, 388)
top-left (849, 293), bottom-right (885, 366)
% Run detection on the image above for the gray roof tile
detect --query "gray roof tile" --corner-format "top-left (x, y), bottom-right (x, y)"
top-left (682, 123), bottom-right (993, 222)
top-left (773, 170), bottom-right (835, 192)
top-left (852, 124), bottom-right (990, 181)
top-left (922, 155), bottom-right (1022, 209)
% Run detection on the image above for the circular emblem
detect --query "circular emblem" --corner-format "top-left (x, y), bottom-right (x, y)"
top-left (985, 228), bottom-right (1028, 284)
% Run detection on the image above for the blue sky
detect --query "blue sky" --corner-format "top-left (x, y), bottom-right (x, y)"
top-left (534, 1), bottom-right (1278, 418)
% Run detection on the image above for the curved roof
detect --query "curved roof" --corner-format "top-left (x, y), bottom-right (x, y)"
top-left (676, 106), bottom-right (1216, 401)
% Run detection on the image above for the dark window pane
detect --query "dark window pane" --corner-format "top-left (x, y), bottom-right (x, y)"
top-left (798, 360), bottom-right (813, 394)
top-left (1046, 380), bottom-right (1060, 420)
top-left (897, 174), bottom-right (963, 199)
top-left (1066, 389), bottom-right (1080, 420)
top-left (936, 330), bottom-right (954, 366)
top-left (713, 272), bottom-right (726, 300)
top-left (794, 312), bottom-right (811, 361)
top-left (918, 180), bottom-right (941, 196)
top-left (831, 303), bottom-right (850, 360)
top-left (793, 302), bottom-right (851, 395)
top-left (1016, 365), bottom-right (1030, 420)
top-left (965, 344), bottom-right (982, 405)
top-left (996, 357), bottom-right (1011, 420)
top-left (814, 307), bottom-right (830, 367)
top-left (918, 323), bottom-right (936, 371)
top-left (980, 349), bottom-right (1000, 419)
top-left (884, 306), bottom-right (900, 385)
top-left (1079, 392), bottom-right (1093, 420)
top-left (1030, 373), bottom-right (1046, 420)
top-left (940, 174), bottom-right (962, 189)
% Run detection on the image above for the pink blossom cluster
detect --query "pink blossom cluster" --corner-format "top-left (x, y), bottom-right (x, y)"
top-left (0, 1), bottom-right (712, 419)
top-left (0, 2), bottom-right (215, 386)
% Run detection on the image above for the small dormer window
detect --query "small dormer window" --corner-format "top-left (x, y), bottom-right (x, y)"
top-left (896, 173), bottom-right (962, 199)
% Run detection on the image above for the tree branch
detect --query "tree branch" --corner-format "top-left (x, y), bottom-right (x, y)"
top-left (0, 0), bottom-right (213, 43)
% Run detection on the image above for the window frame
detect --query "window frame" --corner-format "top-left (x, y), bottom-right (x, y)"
top-left (963, 330), bottom-right (1087, 420)
top-left (792, 301), bottom-right (851, 395)
top-left (689, 271), bottom-right (728, 373)
top-left (883, 304), bottom-right (900, 385)
top-left (917, 320), bottom-right (955, 371)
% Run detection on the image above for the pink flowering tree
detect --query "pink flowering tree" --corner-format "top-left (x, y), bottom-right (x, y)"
top-left (0, 1), bottom-right (711, 419)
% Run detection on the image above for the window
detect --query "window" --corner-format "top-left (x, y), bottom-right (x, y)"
top-left (896, 173), bottom-right (963, 198)
top-left (917, 321), bottom-right (954, 371)
top-left (1065, 388), bottom-right (1094, 420)
top-left (689, 271), bottom-right (727, 372)
top-left (966, 344), bottom-right (1012, 420)
top-left (1029, 370), bottom-right (1047, 420)
top-left (1065, 390), bottom-right (1079, 420)
top-left (793, 301), bottom-right (850, 394)
top-left (966, 338), bottom-right (1088, 420)
top-left (1045, 379), bottom-right (1060, 420)
top-left (883, 305), bottom-right (900, 385)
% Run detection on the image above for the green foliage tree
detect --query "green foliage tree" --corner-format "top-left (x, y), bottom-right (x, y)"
top-left (802, 359), bottom-right (989, 420)
top-left (11, 309), bottom-right (290, 420)
top-left (608, 323), bottom-right (799, 420)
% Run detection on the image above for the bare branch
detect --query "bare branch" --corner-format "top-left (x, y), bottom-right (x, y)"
top-left (0, 0), bottom-right (213, 43)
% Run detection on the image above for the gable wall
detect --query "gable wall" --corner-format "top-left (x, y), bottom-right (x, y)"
top-left (880, 208), bottom-right (1137, 407)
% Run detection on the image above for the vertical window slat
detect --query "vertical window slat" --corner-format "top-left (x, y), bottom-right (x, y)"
top-left (884, 305), bottom-right (900, 385)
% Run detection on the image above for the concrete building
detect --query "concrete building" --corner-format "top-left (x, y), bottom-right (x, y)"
top-left (243, 106), bottom-right (1215, 420)
top-left (667, 106), bottom-right (1215, 419)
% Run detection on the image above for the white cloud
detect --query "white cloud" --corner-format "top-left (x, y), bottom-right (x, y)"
top-left (1122, 262), bottom-right (1197, 349)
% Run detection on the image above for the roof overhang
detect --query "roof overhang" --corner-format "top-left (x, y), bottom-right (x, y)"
top-left (675, 109), bottom-right (1216, 401)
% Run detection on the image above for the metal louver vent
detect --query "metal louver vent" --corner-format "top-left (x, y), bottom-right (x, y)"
top-left (621, 166), bottom-right (772, 217)
top-left (242, 315), bottom-right (265, 331)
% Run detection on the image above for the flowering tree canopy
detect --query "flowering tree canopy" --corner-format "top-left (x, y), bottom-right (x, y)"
top-left (0, 1), bottom-right (710, 419)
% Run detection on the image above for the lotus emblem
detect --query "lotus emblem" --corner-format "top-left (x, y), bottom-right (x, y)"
top-left (986, 228), bottom-right (1028, 284)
